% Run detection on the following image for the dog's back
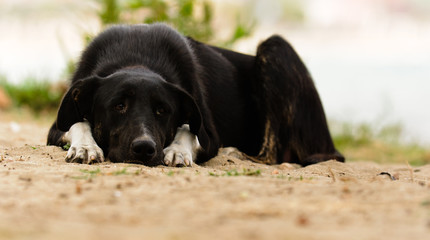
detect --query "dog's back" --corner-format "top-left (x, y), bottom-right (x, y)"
top-left (193, 35), bottom-right (344, 165)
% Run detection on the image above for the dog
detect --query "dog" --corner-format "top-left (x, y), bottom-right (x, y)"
top-left (47, 23), bottom-right (344, 167)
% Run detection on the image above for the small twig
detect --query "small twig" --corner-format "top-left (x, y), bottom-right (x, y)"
top-left (405, 160), bottom-right (414, 183)
top-left (328, 167), bottom-right (336, 182)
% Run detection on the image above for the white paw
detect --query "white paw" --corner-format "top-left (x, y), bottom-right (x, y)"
top-left (163, 143), bottom-right (193, 167)
top-left (66, 143), bottom-right (105, 164)
top-left (63, 121), bottom-right (105, 164)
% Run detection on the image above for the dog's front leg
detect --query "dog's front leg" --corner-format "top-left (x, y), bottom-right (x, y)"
top-left (63, 120), bottom-right (104, 164)
top-left (163, 124), bottom-right (201, 167)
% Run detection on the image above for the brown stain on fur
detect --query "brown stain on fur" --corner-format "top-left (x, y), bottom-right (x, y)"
top-left (245, 120), bottom-right (277, 165)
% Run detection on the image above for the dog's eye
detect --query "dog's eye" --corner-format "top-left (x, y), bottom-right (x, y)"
top-left (155, 107), bottom-right (166, 116)
top-left (114, 103), bottom-right (127, 113)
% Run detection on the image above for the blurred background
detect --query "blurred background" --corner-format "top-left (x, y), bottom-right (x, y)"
top-left (0, 0), bottom-right (429, 164)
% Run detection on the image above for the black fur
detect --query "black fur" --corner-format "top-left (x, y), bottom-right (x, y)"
top-left (47, 23), bottom-right (344, 166)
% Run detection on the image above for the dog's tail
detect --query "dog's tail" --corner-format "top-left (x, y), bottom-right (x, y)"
top-left (254, 35), bottom-right (344, 166)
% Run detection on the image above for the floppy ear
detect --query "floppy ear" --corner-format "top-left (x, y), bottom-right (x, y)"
top-left (166, 83), bottom-right (210, 151)
top-left (56, 76), bottom-right (100, 132)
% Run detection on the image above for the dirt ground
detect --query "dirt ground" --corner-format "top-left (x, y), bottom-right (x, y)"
top-left (0, 112), bottom-right (429, 240)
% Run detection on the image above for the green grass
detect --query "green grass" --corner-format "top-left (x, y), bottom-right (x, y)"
top-left (70, 168), bottom-right (102, 180)
top-left (0, 77), bottom-right (66, 114)
top-left (112, 168), bottom-right (129, 176)
top-left (209, 168), bottom-right (262, 177)
top-left (166, 170), bottom-right (175, 176)
top-left (166, 169), bottom-right (186, 176)
top-left (92, 0), bottom-right (254, 47)
top-left (331, 121), bottom-right (430, 166)
top-left (70, 167), bottom-right (131, 180)
top-left (79, 168), bottom-right (102, 177)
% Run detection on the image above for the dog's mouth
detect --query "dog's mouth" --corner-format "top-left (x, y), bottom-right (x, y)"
top-left (123, 159), bottom-right (165, 166)
top-left (106, 144), bottom-right (165, 166)
top-left (123, 155), bottom-right (165, 166)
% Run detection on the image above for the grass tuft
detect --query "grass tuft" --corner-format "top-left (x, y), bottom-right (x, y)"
top-left (331, 121), bottom-right (430, 166)
top-left (209, 168), bottom-right (262, 177)
top-left (0, 77), bottom-right (66, 114)
top-left (113, 168), bottom-right (128, 176)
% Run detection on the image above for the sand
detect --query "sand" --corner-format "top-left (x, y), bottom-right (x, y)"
top-left (0, 112), bottom-right (429, 240)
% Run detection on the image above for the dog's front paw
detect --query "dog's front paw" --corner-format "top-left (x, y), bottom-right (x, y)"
top-left (63, 121), bottom-right (105, 164)
top-left (65, 143), bottom-right (104, 164)
top-left (163, 143), bottom-right (193, 167)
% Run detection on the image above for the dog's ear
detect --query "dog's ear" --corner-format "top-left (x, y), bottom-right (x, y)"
top-left (165, 83), bottom-right (210, 150)
top-left (56, 76), bottom-right (100, 132)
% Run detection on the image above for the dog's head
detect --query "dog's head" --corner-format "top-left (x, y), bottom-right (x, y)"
top-left (56, 68), bottom-right (208, 166)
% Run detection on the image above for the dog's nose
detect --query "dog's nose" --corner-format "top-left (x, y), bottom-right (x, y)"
top-left (131, 139), bottom-right (156, 160)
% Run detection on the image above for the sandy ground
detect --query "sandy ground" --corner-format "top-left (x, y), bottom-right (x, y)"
top-left (0, 112), bottom-right (429, 240)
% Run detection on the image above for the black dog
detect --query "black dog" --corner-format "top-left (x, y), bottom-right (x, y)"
top-left (47, 23), bottom-right (344, 167)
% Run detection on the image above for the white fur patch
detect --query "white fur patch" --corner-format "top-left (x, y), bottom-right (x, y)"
top-left (163, 124), bottom-right (201, 167)
top-left (63, 120), bottom-right (104, 164)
